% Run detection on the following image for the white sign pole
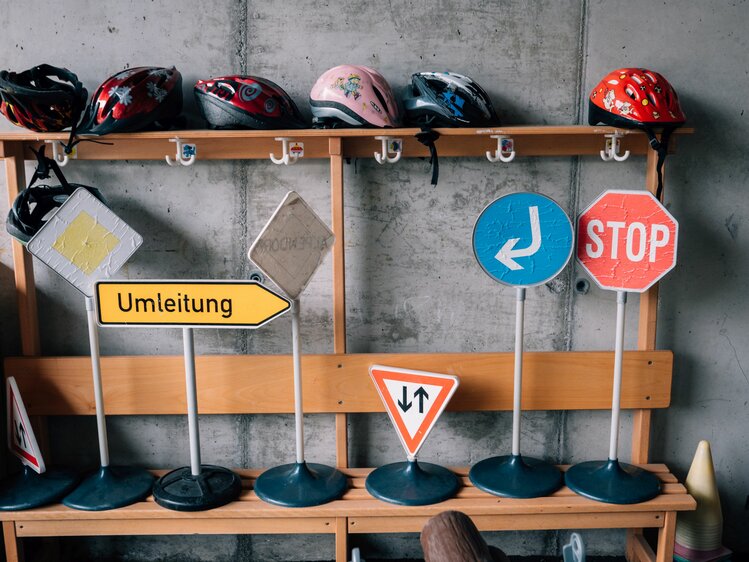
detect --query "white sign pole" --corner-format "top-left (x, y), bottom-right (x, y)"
top-left (511, 287), bottom-right (526, 457)
top-left (85, 296), bottom-right (110, 468)
top-left (291, 299), bottom-right (305, 465)
top-left (609, 291), bottom-right (627, 461)
top-left (183, 328), bottom-right (202, 476)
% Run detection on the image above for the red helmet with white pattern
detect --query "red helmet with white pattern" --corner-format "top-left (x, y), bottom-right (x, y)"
top-left (79, 66), bottom-right (182, 135)
top-left (589, 68), bottom-right (685, 128)
top-left (194, 75), bottom-right (305, 129)
top-left (589, 68), bottom-right (686, 199)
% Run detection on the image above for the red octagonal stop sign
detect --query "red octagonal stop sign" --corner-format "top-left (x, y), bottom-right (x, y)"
top-left (577, 190), bottom-right (678, 292)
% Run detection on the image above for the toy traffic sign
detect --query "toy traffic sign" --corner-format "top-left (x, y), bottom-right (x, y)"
top-left (577, 189), bottom-right (678, 292)
top-left (566, 189), bottom-right (674, 505)
top-left (96, 281), bottom-right (290, 327)
top-left (251, 191), bottom-right (347, 508)
top-left (470, 192), bottom-right (570, 498)
top-left (0, 377), bottom-right (78, 510)
top-left (473, 192), bottom-right (574, 287)
top-left (370, 366), bottom-right (458, 458)
top-left (365, 366), bottom-right (460, 506)
top-left (7, 376), bottom-right (44, 473)
top-left (249, 190), bottom-right (335, 299)
top-left (96, 280), bottom-right (289, 511)
top-left (22, 188), bottom-right (152, 511)
top-left (27, 187), bottom-right (143, 297)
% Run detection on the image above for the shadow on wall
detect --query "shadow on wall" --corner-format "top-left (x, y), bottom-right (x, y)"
top-left (0, 262), bottom-right (21, 357)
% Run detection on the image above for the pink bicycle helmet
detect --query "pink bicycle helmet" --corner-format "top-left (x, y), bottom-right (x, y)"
top-left (309, 65), bottom-right (401, 128)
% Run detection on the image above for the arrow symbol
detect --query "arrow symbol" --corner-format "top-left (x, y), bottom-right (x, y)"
top-left (15, 421), bottom-right (26, 449)
top-left (397, 386), bottom-right (412, 412)
top-left (495, 206), bottom-right (542, 271)
top-left (414, 387), bottom-right (429, 413)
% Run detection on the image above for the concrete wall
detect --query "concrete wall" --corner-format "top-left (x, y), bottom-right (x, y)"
top-left (1, 0), bottom-right (747, 559)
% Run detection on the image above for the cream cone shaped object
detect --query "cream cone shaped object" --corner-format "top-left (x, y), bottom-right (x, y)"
top-left (675, 441), bottom-right (723, 551)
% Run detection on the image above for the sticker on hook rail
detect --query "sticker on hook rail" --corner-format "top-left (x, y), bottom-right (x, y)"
top-left (182, 143), bottom-right (197, 159)
top-left (27, 188), bottom-right (142, 297)
top-left (288, 142), bottom-right (304, 158)
top-left (248, 191), bottom-right (334, 299)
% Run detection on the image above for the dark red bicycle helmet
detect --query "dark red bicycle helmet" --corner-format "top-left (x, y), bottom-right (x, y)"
top-left (78, 66), bottom-right (183, 135)
top-left (589, 68), bottom-right (685, 199)
top-left (0, 64), bottom-right (87, 132)
top-left (194, 75), bottom-right (305, 129)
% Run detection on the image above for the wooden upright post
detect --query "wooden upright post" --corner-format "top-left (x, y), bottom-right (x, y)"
top-left (3, 142), bottom-right (39, 356)
top-left (628, 146), bottom-right (662, 562)
top-left (330, 137), bottom-right (349, 562)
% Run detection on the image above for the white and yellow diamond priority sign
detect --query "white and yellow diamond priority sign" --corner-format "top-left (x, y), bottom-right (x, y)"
top-left (249, 191), bottom-right (334, 299)
top-left (27, 188), bottom-right (142, 297)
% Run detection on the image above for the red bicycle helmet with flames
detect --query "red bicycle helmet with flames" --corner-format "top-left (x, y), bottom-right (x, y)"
top-left (0, 64), bottom-right (87, 132)
top-left (589, 68), bottom-right (685, 199)
top-left (195, 75), bottom-right (305, 129)
top-left (79, 66), bottom-right (183, 135)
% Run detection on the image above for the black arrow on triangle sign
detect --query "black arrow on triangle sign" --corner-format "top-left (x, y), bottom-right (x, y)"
top-left (398, 386), bottom-right (412, 412)
top-left (414, 387), bottom-right (429, 413)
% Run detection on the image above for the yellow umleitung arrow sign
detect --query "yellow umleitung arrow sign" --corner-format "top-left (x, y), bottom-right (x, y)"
top-left (96, 281), bottom-right (290, 328)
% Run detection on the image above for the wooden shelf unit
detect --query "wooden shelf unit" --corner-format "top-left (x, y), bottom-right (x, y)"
top-left (0, 126), bottom-right (694, 562)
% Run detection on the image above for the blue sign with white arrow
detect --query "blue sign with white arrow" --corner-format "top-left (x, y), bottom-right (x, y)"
top-left (472, 192), bottom-right (574, 287)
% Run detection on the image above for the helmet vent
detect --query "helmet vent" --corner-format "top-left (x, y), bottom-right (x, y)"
top-left (373, 87), bottom-right (389, 114)
top-left (625, 86), bottom-right (637, 100)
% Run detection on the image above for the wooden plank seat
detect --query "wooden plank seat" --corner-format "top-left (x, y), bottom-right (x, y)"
top-left (1, 351), bottom-right (694, 562)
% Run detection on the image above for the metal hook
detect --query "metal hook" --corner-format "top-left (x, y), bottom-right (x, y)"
top-left (374, 136), bottom-right (402, 164)
top-left (599, 132), bottom-right (630, 162)
top-left (486, 135), bottom-right (516, 163)
top-left (270, 137), bottom-right (299, 165)
top-left (165, 138), bottom-right (196, 166)
top-left (45, 140), bottom-right (69, 167)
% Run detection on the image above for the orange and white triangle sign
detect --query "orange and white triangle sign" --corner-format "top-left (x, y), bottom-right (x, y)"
top-left (370, 365), bottom-right (459, 458)
top-left (6, 377), bottom-right (45, 473)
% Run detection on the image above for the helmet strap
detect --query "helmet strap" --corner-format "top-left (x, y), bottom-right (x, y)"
top-left (415, 127), bottom-right (440, 186)
top-left (644, 127), bottom-right (675, 201)
top-left (28, 146), bottom-right (73, 194)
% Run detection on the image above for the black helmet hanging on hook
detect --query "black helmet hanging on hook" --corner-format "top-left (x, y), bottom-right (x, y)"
top-left (6, 146), bottom-right (106, 245)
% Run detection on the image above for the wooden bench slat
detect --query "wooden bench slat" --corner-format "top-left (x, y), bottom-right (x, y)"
top-left (4, 351), bottom-right (672, 415)
top-left (16, 517), bottom-right (336, 537)
top-left (348, 512), bottom-right (667, 533)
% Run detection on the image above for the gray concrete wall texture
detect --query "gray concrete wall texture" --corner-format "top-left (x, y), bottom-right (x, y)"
top-left (0, 0), bottom-right (747, 559)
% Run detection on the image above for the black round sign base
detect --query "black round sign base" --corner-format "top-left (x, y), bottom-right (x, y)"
top-left (63, 465), bottom-right (153, 511)
top-left (0, 465), bottom-right (78, 511)
top-left (153, 465), bottom-right (241, 512)
top-left (254, 461), bottom-right (347, 507)
top-left (366, 460), bottom-right (459, 506)
top-left (469, 453), bottom-right (563, 498)
top-left (565, 458), bottom-right (661, 504)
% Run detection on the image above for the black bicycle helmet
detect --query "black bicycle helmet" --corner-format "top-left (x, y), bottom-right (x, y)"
top-left (0, 64), bottom-right (87, 132)
top-left (6, 146), bottom-right (106, 244)
top-left (402, 72), bottom-right (499, 127)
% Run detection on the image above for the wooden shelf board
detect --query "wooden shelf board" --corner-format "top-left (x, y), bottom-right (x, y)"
top-left (5, 350), bottom-right (672, 415)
